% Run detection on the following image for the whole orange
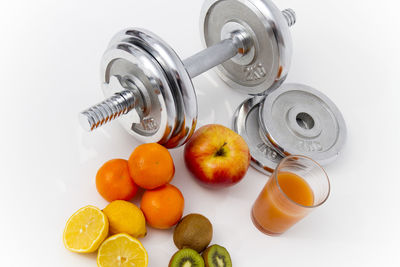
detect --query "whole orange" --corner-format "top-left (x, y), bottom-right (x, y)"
top-left (96, 159), bottom-right (138, 202)
top-left (128, 143), bottom-right (175, 190)
top-left (140, 184), bottom-right (184, 229)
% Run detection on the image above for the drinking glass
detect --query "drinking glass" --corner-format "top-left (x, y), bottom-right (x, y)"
top-left (251, 155), bottom-right (330, 235)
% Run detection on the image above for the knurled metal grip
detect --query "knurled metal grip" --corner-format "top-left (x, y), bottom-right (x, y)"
top-left (79, 0), bottom-right (296, 148)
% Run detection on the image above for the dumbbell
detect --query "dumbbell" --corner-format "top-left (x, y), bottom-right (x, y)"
top-left (79, 0), bottom-right (296, 148)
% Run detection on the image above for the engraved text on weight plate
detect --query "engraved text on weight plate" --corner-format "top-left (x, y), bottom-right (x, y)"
top-left (257, 143), bottom-right (280, 162)
top-left (297, 140), bottom-right (323, 152)
top-left (245, 63), bottom-right (267, 81)
top-left (141, 117), bottom-right (158, 131)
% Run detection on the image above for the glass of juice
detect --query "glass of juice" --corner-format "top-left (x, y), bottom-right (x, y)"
top-left (251, 155), bottom-right (330, 235)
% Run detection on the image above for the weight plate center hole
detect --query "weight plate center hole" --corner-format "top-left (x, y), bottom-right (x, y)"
top-left (296, 112), bottom-right (315, 130)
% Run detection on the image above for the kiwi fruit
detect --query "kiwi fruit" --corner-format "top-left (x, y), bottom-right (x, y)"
top-left (202, 245), bottom-right (232, 267)
top-left (173, 213), bottom-right (213, 253)
top-left (169, 248), bottom-right (205, 267)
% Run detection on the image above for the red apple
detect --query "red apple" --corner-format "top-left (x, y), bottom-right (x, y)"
top-left (184, 124), bottom-right (250, 187)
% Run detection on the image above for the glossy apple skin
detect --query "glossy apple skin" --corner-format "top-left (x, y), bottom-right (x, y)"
top-left (184, 124), bottom-right (250, 187)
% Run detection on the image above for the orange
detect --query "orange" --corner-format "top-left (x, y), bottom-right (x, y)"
top-left (128, 143), bottom-right (175, 190)
top-left (140, 184), bottom-right (184, 229)
top-left (96, 159), bottom-right (138, 202)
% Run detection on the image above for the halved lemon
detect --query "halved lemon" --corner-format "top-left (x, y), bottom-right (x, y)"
top-left (63, 205), bottom-right (109, 253)
top-left (97, 233), bottom-right (148, 267)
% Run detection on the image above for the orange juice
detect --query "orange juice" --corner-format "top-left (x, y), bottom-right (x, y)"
top-left (252, 172), bottom-right (314, 235)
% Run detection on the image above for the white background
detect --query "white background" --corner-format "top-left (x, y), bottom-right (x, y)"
top-left (0, 0), bottom-right (399, 266)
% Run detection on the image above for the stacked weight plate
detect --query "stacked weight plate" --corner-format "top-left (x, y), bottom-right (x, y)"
top-left (233, 83), bottom-right (347, 175)
top-left (101, 29), bottom-right (198, 148)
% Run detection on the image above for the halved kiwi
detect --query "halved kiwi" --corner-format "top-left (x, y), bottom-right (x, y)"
top-left (202, 245), bottom-right (232, 267)
top-left (169, 248), bottom-right (205, 267)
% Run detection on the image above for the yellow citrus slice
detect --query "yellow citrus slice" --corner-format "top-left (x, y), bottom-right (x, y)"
top-left (97, 233), bottom-right (148, 267)
top-left (63, 205), bottom-right (109, 253)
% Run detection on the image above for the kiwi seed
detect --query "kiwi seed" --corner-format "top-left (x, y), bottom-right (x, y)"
top-left (202, 245), bottom-right (232, 267)
top-left (169, 248), bottom-right (205, 267)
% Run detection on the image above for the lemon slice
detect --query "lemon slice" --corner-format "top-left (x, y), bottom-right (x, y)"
top-left (97, 233), bottom-right (148, 267)
top-left (63, 205), bottom-right (109, 253)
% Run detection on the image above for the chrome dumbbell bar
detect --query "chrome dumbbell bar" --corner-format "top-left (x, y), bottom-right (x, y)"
top-left (80, 28), bottom-right (257, 131)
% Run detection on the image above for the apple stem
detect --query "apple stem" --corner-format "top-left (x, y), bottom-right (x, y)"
top-left (215, 142), bottom-right (228, 157)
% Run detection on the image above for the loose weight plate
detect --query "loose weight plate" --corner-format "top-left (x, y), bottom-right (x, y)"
top-left (233, 97), bottom-right (284, 175)
top-left (260, 83), bottom-right (347, 165)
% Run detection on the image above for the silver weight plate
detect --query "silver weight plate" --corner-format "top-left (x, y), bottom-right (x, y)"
top-left (233, 96), bottom-right (283, 175)
top-left (101, 41), bottom-right (177, 145)
top-left (110, 29), bottom-right (198, 148)
top-left (260, 83), bottom-right (347, 165)
top-left (201, 0), bottom-right (292, 95)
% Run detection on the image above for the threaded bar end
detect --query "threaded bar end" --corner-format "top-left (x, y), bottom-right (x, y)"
top-left (79, 90), bottom-right (136, 131)
top-left (282, 9), bottom-right (296, 27)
